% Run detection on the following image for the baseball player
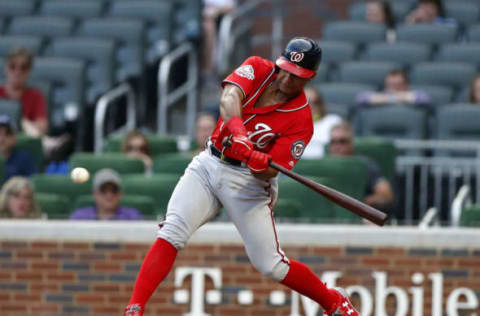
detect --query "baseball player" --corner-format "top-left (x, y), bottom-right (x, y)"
top-left (124, 37), bottom-right (360, 316)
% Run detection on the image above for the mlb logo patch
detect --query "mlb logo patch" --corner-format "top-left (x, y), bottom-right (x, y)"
top-left (235, 65), bottom-right (255, 80)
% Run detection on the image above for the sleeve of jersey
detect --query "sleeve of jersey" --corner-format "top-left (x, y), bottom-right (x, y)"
top-left (222, 56), bottom-right (263, 99)
top-left (266, 124), bottom-right (313, 170)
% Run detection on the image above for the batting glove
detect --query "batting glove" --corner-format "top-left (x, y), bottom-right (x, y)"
top-left (226, 116), bottom-right (248, 137)
top-left (247, 150), bottom-right (271, 173)
top-left (124, 304), bottom-right (144, 316)
top-left (230, 135), bottom-right (253, 160)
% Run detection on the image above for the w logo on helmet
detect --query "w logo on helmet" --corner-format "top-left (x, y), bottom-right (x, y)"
top-left (289, 52), bottom-right (304, 63)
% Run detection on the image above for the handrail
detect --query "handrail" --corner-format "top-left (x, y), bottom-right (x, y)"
top-left (94, 83), bottom-right (136, 154)
top-left (217, 0), bottom-right (264, 75)
top-left (450, 185), bottom-right (471, 227)
top-left (418, 207), bottom-right (438, 229)
top-left (157, 42), bottom-right (198, 136)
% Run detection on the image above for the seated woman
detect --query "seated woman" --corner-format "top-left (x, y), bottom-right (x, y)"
top-left (0, 176), bottom-right (42, 219)
top-left (121, 130), bottom-right (153, 175)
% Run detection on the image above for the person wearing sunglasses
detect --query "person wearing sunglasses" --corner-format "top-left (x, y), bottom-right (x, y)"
top-left (121, 130), bottom-right (153, 175)
top-left (329, 121), bottom-right (394, 213)
top-left (0, 47), bottom-right (47, 138)
top-left (69, 168), bottom-right (143, 220)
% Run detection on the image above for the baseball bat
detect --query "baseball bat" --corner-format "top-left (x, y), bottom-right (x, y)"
top-left (269, 161), bottom-right (388, 226)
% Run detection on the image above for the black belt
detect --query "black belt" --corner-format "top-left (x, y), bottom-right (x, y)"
top-left (210, 145), bottom-right (243, 166)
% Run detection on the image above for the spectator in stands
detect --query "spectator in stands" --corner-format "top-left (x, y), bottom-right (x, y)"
top-left (355, 69), bottom-right (431, 108)
top-left (365, 0), bottom-right (396, 43)
top-left (302, 86), bottom-right (342, 159)
top-left (193, 112), bottom-right (217, 155)
top-left (0, 114), bottom-right (36, 183)
top-left (122, 130), bottom-right (153, 175)
top-left (469, 74), bottom-right (480, 104)
top-left (0, 176), bottom-right (42, 219)
top-left (0, 47), bottom-right (47, 137)
top-left (202, 0), bottom-right (237, 80)
top-left (406, 0), bottom-right (456, 26)
top-left (70, 168), bottom-right (143, 220)
top-left (329, 121), bottom-right (394, 213)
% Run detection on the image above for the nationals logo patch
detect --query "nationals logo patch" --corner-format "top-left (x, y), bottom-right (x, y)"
top-left (289, 52), bottom-right (304, 63)
top-left (235, 65), bottom-right (255, 80)
top-left (291, 140), bottom-right (305, 160)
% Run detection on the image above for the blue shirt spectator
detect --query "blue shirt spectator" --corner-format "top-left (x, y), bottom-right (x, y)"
top-left (70, 206), bottom-right (143, 220)
top-left (0, 114), bottom-right (36, 183)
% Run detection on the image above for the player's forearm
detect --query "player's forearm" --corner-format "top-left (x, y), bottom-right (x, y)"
top-left (252, 167), bottom-right (278, 180)
top-left (220, 85), bottom-right (244, 122)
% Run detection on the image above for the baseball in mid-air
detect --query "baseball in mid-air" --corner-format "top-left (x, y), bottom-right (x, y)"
top-left (71, 167), bottom-right (90, 184)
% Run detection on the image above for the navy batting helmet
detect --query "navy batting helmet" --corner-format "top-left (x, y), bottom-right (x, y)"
top-left (275, 37), bottom-right (322, 79)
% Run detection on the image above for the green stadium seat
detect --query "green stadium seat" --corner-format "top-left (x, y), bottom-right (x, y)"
top-left (123, 174), bottom-right (180, 215)
top-left (468, 24), bottom-right (480, 42)
top-left (35, 192), bottom-right (71, 219)
top-left (362, 42), bottom-right (430, 68)
top-left (32, 174), bottom-right (92, 206)
top-left (410, 84), bottom-right (454, 106)
top-left (273, 198), bottom-right (302, 220)
top-left (322, 22), bottom-right (386, 48)
top-left (106, 134), bottom-right (178, 156)
top-left (153, 152), bottom-right (193, 175)
top-left (0, 35), bottom-right (43, 57)
top-left (460, 204), bottom-right (480, 227)
top-left (69, 153), bottom-right (145, 175)
top-left (354, 137), bottom-right (397, 182)
top-left (410, 62), bottom-right (475, 92)
top-left (292, 156), bottom-right (369, 202)
top-left (396, 23), bottom-right (458, 46)
top-left (317, 83), bottom-right (375, 106)
top-left (436, 43), bottom-right (480, 69)
top-left (339, 61), bottom-right (400, 88)
top-left (16, 134), bottom-right (43, 171)
top-left (73, 194), bottom-right (157, 219)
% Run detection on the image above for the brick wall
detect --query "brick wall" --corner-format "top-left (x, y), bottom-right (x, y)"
top-left (1, 236), bottom-right (479, 316)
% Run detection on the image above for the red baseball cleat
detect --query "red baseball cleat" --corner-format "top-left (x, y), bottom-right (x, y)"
top-left (326, 287), bottom-right (360, 316)
top-left (124, 304), bottom-right (143, 316)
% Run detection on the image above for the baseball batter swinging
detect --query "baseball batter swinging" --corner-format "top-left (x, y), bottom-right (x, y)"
top-left (124, 37), bottom-right (360, 316)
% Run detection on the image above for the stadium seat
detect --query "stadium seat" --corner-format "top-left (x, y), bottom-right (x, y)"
top-left (172, 0), bottom-right (203, 44)
top-left (73, 194), bottom-right (157, 219)
top-left (32, 174), bottom-right (92, 206)
top-left (293, 156), bottom-right (369, 202)
top-left (273, 198), bottom-right (303, 220)
top-left (410, 62), bottom-right (476, 92)
top-left (106, 134), bottom-right (178, 156)
top-left (16, 134), bottom-right (44, 171)
top-left (338, 61), bottom-right (400, 88)
top-left (30, 57), bottom-right (85, 134)
top-left (436, 104), bottom-right (480, 143)
top-left (325, 103), bottom-right (350, 119)
top-left (35, 192), bottom-right (71, 219)
top-left (396, 23), bottom-right (458, 46)
top-left (349, 1), bottom-right (413, 23)
top-left (317, 83), bottom-right (374, 107)
top-left (468, 24), bottom-right (480, 42)
top-left (40, 0), bottom-right (104, 20)
top-left (0, 35), bottom-right (43, 57)
top-left (69, 153), bottom-right (145, 175)
top-left (445, 2), bottom-right (480, 30)
top-left (311, 64), bottom-right (329, 83)
top-left (0, 18), bottom-right (5, 34)
top-left (122, 174), bottom-right (180, 216)
top-left (436, 43), bottom-right (480, 70)
top-left (108, 0), bottom-right (173, 62)
top-left (318, 41), bottom-right (356, 65)
top-left (454, 86), bottom-right (470, 102)
top-left (460, 204), bottom-right (480, 227)
top-left (354, 137), bottom-right (397, 182)
top-left (8, 16), bottom-right (74, 48)
top-left (354, 106), bottom-right (428, 140)
top-left (410, 84), bottom-right (454, 106)
top-left (322, 22), bottom-right (386, 49)
top-left (362, 42), bottom-right (430, 68)
top-left (50, 37), bottom-right (115, 103)
top-left (153, 152), bottom-right (193, 175)
top-left (78, 18), bottom-right (145, 81)
top-left (0, 0), bottom-right (35, 20)
top-left (0, 99), bottom-right (22, 126)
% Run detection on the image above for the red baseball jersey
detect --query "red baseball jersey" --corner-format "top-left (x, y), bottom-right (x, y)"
top-left (210, 56), bottom-right (313, 170)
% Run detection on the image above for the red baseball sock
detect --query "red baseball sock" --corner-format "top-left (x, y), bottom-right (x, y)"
top-left (280, 260), bottom-right (338, 312)
top-left (128, 238), bottom-right (178, 307)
